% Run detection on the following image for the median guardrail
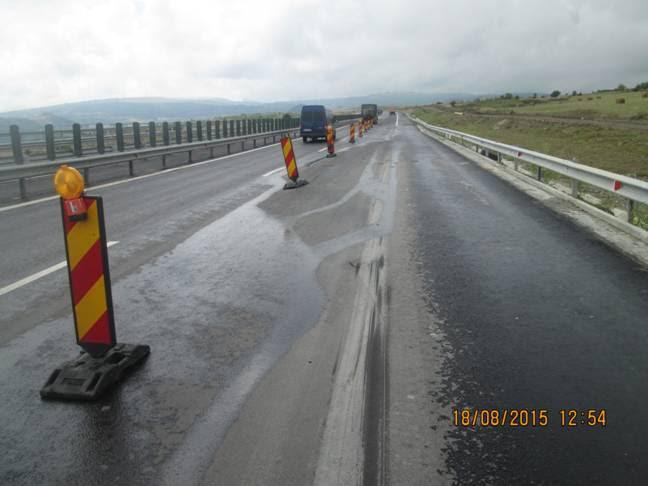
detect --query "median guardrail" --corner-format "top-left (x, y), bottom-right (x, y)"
top-left (0, 117), bottom-right (300, 165)
top-left (409, 114), bottom-right (648, 231)
top-left (0, 127), bottom-right (300, 199)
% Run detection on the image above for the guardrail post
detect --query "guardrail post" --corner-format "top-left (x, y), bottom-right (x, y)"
top-left (236, 120), bottom-right (241, 137)
top-left (186, 122), bottom-right (193, 143)
top-left (536, 166), bottom-right (542, 181)
top-left (10, 125), bottom-right (24, 164)
top-left (627, 199), bottom-right (635, 223)
top-left (175, 121), bottom-right (182, 144)
top-left (73, 123), bottom-right (83, 157)
top-left (571, 179), bottom-right (579, 197)
top-left (45, 124), bottom-right (56, 160)
top-left (227, 143), bottom-right (231, 155)
top-left (162, 122), bottom-right (170, 146)
top-left (215, 120), bottom-right (221, 139)
top-left (206, 121), bottom-right (212, 140)
top-left (10, 125), bottom-right (27, 198)
top-left (96, 123), bottom-right (105, 154)
top-left (129, 160), bottom-right (134, 176)
top-left (196, 121), bottom-right (203, 141)
top-left (148, 122), bottom-right (156, 147)
top-left (230, 120), bottom-right (235, 138)
top-left (116, 123), bottom-right (125, 152)
top-left (133, 122), bottom-right (142, 149)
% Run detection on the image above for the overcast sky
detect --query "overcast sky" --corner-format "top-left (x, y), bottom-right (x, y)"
top-left (1, 0), bottom-right (647, 112)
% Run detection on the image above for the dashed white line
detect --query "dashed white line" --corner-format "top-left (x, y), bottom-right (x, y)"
top-left (0, 241), bottom-right (119, 297)
top-left (262, 167), bottom-right (284, 177)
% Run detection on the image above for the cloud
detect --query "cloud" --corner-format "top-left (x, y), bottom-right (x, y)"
top-left (1, 0), bottom-right (647, 111)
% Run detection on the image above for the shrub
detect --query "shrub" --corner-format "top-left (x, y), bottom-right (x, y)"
top-left (616, 98), bottom-right (626, 104)
top-left (450, 100), bottom-right (456, 107)
top-left (550, 90), bottom-right (561, 98)
top-left (587, 97), bottom-right (593, 101)
top-left (642, 92), bottom-right (648, 99)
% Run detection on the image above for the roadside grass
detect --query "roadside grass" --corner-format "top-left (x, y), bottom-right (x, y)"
top-left (411, 108), bottom-right (648, 178)
top-left (411, 107), bottom-right (648, 229)
top-left (457, 90), bottom-right (648, 120)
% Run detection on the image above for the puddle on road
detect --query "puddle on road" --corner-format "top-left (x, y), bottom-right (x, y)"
top-left (0, 136), bottom-right (402, 485)
top-left (0, 183), bottom-right (324, 485)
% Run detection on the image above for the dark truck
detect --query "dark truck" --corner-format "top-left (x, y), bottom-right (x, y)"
top-left (361, 104), bottom-right (379, 124)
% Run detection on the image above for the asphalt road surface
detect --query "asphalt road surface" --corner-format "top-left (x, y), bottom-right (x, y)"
top-left (1, 113), bottom-right (648, 485)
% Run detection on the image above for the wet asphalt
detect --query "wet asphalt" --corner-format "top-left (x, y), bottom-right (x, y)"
top-left (1, 113), bottom-right (648, 485)
top-left (0, 131), bottom-right (346, 485)
top-left (399, 116), bottom-right (648, 484)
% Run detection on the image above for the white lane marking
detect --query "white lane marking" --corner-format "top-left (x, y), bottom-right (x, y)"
top-left (262, 167), bottom-right (284, 177)
top-left (0, 241), bottom-right (119, 297)
top-left (0, 135), bottom-right (302, 214)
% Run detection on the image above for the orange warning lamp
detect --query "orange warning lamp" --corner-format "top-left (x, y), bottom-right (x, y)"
top-left (54, 165), bottom-right (85, 199)
top-left (54, 165), bottom-right (88, 221)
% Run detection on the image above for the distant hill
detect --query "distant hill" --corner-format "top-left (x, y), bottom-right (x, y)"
top-left (0, 92), bottom-right (477, 130)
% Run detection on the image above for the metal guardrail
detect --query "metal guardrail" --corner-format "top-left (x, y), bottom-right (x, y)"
top-left (0, 128), bottom-right (299, 199)
top-left (409, 115), bottom-right (648, 227)
top-left (0, 117), bottom-right (300, 164)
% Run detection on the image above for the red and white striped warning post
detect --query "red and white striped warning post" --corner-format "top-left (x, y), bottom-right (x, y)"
top-left (41, 165), bottom-right (150, 401)
top-left (280, 136), bottom-right (308, 189)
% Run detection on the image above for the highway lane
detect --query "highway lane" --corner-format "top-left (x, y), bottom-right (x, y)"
top-left (388, 115), bottom-right (648, 484)
top-left (0, 115), bottom-right (381, 485)
top-left (0, 130), bottom-right (352, 340)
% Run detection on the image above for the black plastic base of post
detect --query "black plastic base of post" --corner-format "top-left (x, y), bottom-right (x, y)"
top-left (40, 343), bottom-right (150, 401)
top-left (326, 153), bottom-right (337, 158)
top-left (283, 179), bottom-right (309, 190)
